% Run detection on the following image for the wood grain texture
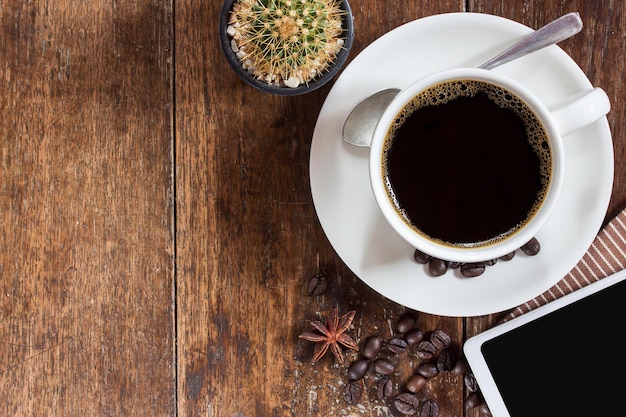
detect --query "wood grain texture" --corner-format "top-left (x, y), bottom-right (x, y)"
top-left (1, 0), bottom-right (625, 415)
top-left (0, 0), bottom-right (175, 415)
top-left (175, 1), bottom-right (467, 416)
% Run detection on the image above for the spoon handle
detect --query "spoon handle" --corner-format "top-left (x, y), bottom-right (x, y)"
top-left (478, 12), bottom-right (583, 70)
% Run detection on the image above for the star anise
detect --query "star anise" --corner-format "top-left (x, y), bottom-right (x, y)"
top-left (299, 308), bottom-right (359, 364)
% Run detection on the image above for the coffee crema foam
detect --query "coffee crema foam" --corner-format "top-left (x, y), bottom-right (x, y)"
top-left (382, 79), bottom-right (552, 249)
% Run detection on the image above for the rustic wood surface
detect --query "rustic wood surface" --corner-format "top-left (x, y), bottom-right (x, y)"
top-left (1, 0), bottom-right (624, 416)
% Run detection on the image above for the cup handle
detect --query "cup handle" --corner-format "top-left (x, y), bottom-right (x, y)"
top-left (547, 87), bottom-right (611, 136)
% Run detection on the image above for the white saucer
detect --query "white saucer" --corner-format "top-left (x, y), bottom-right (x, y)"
top-left (309, 13), bottom-right (614, 317)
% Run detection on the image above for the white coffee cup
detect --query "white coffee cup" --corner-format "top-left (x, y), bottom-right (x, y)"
top-left (369, 68), bottom-right (610, 263)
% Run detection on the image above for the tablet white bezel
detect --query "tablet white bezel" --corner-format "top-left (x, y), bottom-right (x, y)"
top-left (463, 268), bottom-right (626, 417)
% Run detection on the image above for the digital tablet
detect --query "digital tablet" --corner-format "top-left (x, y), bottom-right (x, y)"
top-left (463, 268), bottom-right (626, 417)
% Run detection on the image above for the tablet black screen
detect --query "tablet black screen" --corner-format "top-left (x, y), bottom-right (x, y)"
top-left (481, 278), bottom-right (626, 416)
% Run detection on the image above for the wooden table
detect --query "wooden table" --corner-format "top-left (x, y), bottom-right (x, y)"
top-left (1, 0), bottom-right (624, 415)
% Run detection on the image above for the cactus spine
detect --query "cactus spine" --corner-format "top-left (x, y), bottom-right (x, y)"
top-left (228, 0), bottom-right (345, 88)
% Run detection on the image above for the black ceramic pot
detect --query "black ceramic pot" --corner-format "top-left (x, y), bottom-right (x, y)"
top-left (219, 0), bottom-right (354, 96)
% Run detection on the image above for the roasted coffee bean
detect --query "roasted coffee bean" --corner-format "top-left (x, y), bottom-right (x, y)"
top-left (416, 341), bottom-right (438, 360)
top-left (362, 336), bottom-right (383, 359)
top-left (460, 262), bottom-right (486, 277)
top-left (405, 328), bottom-right (424, 346)
top-left (374, 359), bottom-right (395, 375)
top-left (347, 359), bottom-right (369, 381)
top-left (483, 259), bottom-right (497, 266)
top-left (452, 358), bottom-right (470, 375)
top-left (307, 272), bottom-right (328, 296)
top-left (388, 337), bottom-right (409, 354)
top-left (521, 237), bottom-right (541, 256)
top-left (499, 251), bottom-right (516, 261)
top-left (405, 375), bottom-right (427, 393)
top-left (429, 258), bottom-right (448, 276)
top-left (416, 362), bottom-right (439, 378)
top-left (464, 373), bottom-right (479, 392)
top-left (479, 403), bottom-right (493, 416)
top-left (430, 329), bottom-right (451, 350)
top-left (396, 312), bottom-right (417, 333)
top-left (420, 399), bottom-right (440, 417)
top-left (436, 348), bottom-right (455, 372)
top-left (413, 249), bottom-right (432, 264)
top-left (377, 378), bottom-right (393, 400)
top-left (394, 393), bottom-right (420, 415)
top-left (465, 392), bottom-right (483, 409)
top-left (343, 381), bottom-right (362, 404)
top-left (447, 261), bottom-right (462, 269)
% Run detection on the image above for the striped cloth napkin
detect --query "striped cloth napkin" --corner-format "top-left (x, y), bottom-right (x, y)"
top-left (502, 208), bottom-right (626, 321)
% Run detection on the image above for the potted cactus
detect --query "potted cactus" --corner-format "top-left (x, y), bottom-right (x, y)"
top-left (219, 0), bottom-right (354, 96)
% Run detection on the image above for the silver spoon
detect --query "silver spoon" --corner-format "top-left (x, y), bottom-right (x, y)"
top-left (342, 12), bottom-right (583, 147)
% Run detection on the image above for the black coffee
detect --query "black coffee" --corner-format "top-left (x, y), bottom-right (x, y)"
top-left (382, 79), bottom-right (551, 248)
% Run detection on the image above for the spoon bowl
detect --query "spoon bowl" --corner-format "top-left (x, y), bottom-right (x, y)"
top-left (341, 88), bottom-right (400, 147)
